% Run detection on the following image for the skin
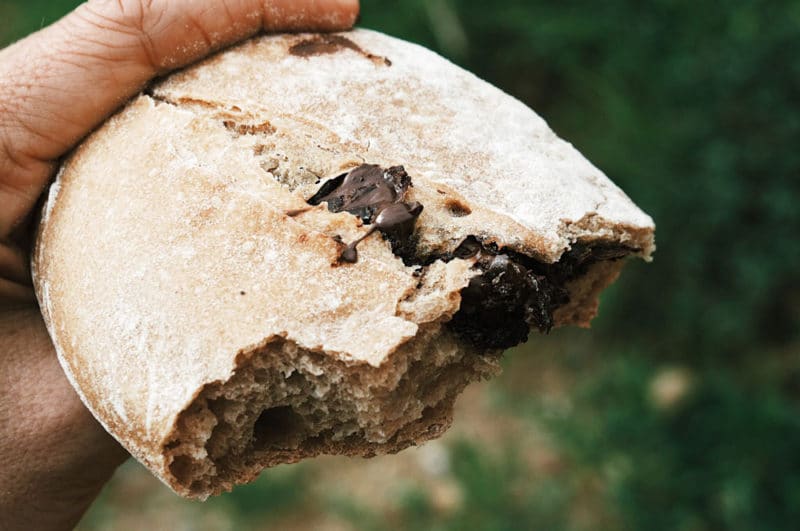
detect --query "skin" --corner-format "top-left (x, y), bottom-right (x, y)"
top-left (0, 1), bottom-right (359, 529)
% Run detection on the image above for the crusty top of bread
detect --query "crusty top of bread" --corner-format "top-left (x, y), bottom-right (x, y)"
top-left (32, 29), bottom-right (654, 491)
top-left (151, 29), bottom-right (654, 261)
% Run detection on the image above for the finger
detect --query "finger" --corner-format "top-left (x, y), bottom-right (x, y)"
top-left (0, 0), bottom-right (360, 239)
top-left (0, 242), bottom-right (29, 286)
top-left (0, 238), bottom-right (35, 302)
top-left (0, 278), bottom-right (35, 307)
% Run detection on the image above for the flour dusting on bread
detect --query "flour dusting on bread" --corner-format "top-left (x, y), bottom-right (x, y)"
top-left (33, 29), bottom-right (654, 498)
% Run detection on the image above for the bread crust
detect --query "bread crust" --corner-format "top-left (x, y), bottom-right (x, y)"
top-left (32, 29), bottom-right (654, 498)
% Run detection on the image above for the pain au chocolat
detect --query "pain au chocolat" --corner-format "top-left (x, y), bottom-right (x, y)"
top-left (32, 29), bottom-right (654, 498)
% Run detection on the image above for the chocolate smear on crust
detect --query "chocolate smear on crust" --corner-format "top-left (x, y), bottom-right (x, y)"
top-left (308, 164), bottom-right (423, 263)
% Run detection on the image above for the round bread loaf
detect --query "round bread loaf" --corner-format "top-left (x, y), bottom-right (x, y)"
top-left (32, 29), bottom-right (654, 498)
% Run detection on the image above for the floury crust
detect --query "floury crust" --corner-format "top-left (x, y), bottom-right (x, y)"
top-left (32, 30), bottom-right (654, 498)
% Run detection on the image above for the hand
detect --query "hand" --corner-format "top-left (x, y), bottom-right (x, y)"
top-left (0, 1), bottom-right (359, 529)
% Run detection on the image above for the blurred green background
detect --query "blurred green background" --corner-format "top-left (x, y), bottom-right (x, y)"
top-left (3, 0), bottom-right (800, 529)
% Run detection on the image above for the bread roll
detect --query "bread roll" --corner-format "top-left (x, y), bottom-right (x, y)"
top-left (32, 29), bottom-right (654, 498)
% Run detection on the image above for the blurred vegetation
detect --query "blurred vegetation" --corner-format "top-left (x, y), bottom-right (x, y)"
top-left (3, 0), bottom-right (800, 529)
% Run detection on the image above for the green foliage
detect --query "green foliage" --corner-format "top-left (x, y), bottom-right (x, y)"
top-left (0, 0), bottom-right (82, 46)
top-left (216, 463), bottom-right (311, 524)
top-left (542, 357), bottom-right (800, 531)
top-left (332, 441), bottom-right (575, 531)
top-left (444, 441), bottom-right (573, 531)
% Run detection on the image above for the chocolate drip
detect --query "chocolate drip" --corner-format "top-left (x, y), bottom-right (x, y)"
top-left (308, 164), bottom-right (423, 263)
top-left (340, 202), bottom-right (424, 263)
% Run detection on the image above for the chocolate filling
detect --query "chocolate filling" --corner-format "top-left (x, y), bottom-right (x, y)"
top-left (307, 165), bottom-right (635, 350)
top-left (443, 237), bottom-right (633, 349)
top-left (308, 164), bottom-right (423, 263)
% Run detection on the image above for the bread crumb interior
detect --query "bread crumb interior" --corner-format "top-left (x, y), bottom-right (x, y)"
top-left (163, 329), bottom-right (497, 498)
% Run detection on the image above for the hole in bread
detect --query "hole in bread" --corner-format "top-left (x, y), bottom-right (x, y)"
top-left (288, 35), bottom-right (392, 66)
top-left (445, 199), bottom-right (472, 217)
top-left (253, 406), bottom-right (307, 450)
top-left (306, 172), bottom-right (347, 206)
top-left (169, 455), bottom-right (196, 484)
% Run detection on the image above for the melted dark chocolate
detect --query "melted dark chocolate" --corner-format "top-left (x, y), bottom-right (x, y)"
top-left (447, 238), bottom-right (636, 350)
top-left (289, 35), bottom-right (392, 66)
top-left (307, 165), bottom-right (636, 351)
top-left (447, 240), bottom-right (565, 348)
top-left (308, 164), bottom-right (423, 263)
